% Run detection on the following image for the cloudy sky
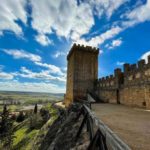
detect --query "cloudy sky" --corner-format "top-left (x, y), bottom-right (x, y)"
top-left (0, 0), bottom-right (150, 93)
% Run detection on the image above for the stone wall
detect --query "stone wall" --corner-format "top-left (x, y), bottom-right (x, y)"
top-left (97, 75), bottom-right (116, 103)
top-left (97, 56), bottom-right (150, 109)
top-left (64, 44), bottom-right (150, 109)
top-left (119, 85), bottom-right (148, 108)
top-left (64, 52), bottom-right (74, 107)
top-left (73, 49), bottom-right (98, 100)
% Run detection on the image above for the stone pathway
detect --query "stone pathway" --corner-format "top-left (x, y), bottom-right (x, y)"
top-left (92, 103), bottom-right (150, 150)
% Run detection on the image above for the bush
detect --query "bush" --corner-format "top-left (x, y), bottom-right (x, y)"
top-left (40, 108), bottom-right (50, 123)
top-left (0, 105), bottom-right (14, 149)
top-left (16, 111), bottom-right (25, 122)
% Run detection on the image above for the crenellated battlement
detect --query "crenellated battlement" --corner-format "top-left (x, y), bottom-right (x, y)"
top-left (98, 55), bottom-right (150, 89)
top-left (97, 76), bottom-right (115, 90)
top-left (96, 54), bottom-right (150, 108)
top-left (67, 43), bottom-right (99, 60)
top-left (124, 57), bottom-right (150, 74)
top-left (65, 43), bottom-right (150, 108)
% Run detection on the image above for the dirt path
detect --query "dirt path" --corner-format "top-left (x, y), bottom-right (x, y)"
top-left (92, 103), bottom-right (150, 150)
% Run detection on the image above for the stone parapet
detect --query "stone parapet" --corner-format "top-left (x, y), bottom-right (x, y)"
top-left (97, 55), bottom-right (150, 108)
top-left (67, 43), bottom-right (99, 60)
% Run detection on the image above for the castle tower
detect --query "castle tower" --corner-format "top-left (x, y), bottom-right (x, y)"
top-left (64, 44), bottom-right (99, 106)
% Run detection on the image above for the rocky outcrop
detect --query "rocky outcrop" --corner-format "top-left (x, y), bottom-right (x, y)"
top-left (32, 102), bottom-right (131, 150)
top-left (33, 104), bottom-right (89, 150)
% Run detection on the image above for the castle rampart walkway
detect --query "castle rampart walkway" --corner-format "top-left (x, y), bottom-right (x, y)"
top-left (92, 103), bottom-right (150, 150)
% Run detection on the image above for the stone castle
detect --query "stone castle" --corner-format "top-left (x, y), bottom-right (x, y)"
top-left (64, 44), bottom-right (150, 109)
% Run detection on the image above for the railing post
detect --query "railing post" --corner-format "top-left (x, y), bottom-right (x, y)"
top-left (98, 129), bottom-right (108, 150)
top-left (87, 129), bottom-right (99, 150)
top-left (88, 129), bottom-right (108, 150)
top-left (86, 116), bottom-right (94, 141)
top-left (75, 106), bottom-right (84, 121)
top-left (75, 113), bottom-right (88, 141)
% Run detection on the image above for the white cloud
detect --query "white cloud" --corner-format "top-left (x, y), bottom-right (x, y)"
top-left (106, 38), bottom-right (122, 49)
top-left (0, 0), bottom-right (27, 35)
top-left (20, 67), bottom-right (32, 74)
top-left (99, 50), bottom-right (104, 54)
top-left (0, 80), bottom-right (65, 93)
top-left (3, 49), bottom-right (42, 62)
top-left (19, 67), bottom-right (66, 82)
top-left (31, 0), bottom-right (94, 44)
top-left (88, 0), bottom-right (128, 18)
top-left (116, 61), bottom-right (125, 66)
top-left (0, 66), bottom-right (14, 80)
top-left (140, 51), bottom-right (150, 63)
top-left (30, 0), bottom-right (128, 46)
top-left (76, 26), bottom-right (122, 47)
top-left (35, 34), bottom-right (53, 46)
top-left (35, 62), bottom-right (64, 75)
top-left (0, 65), bottom-right (66, 92)
top-left (0, 65), bottom-right (66, 83)
top-left (0, 0), bottom-right (149, 48)
top-left (3, 49), bottom-right (65, 76)
top-left (0, 72), bottom-right (14, 80)
top-left (76, 0), bottom-right (150, 48)
top-left (112, 39), bottom-right (122, 47)
top-left (52, 51), bottom-right (66, 58)
top-left (122, 0), bottom-right (150, 28)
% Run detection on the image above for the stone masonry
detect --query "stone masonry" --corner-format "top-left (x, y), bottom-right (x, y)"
top-left (64, 44), bottom-right (150, 109)
top-left (97, 58), bottom-right (150, 109)
top-left (64, 44), bottom-right (99, 106)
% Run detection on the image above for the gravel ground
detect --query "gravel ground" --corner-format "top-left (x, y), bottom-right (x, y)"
top-left (92, 103), bottom-right (150, 150)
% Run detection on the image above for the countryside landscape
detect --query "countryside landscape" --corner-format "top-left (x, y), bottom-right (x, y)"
top-left (0, 0), bottom-right (150, 150)
top-left (0, 91), bottom-right (63, 149)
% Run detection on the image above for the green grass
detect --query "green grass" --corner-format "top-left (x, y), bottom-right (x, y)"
top-left (12, 103), bottom-right (58, 150)
top-left (13, 121), bottom-right (39, 150)
top-left (13, 116), bottom-right (58, 150)
top-left (13, 126), bottom-right (28, 146)
top-left (0, 91), bottom-right (60, 150)
top-left (44, 103), bottom-right (57, 114)
top-left (31, 114), bottom-right (58, 149)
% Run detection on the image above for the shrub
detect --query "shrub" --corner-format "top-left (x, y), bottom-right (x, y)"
top-left (16, 111), bottom-right (25, 122)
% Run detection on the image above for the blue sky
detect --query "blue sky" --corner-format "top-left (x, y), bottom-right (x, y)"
top-left (0, 0), bottom-right (150, 93)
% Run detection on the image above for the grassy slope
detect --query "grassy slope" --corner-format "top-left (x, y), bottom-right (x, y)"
top-left (13, 124), bottom-right (39, 150)
top-left (12, 103), bottom-right (58, 150)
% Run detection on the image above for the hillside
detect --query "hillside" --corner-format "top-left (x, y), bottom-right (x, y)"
top-left (10, 103), bottom-right (89, 150)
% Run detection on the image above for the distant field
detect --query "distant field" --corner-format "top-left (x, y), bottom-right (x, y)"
top-left (0, 91), bottom-right (64, 112)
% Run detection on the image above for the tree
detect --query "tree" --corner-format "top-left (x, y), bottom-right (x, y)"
top-left (0, 105), bottom-right (14, 149)
top-left (40, 108), bottom-right (50, 123)
top-left (16, 111), bottom-right (25, 122)
top-left (0, 105), bottom-right (9, 135)
top-left (34, 103), bottom-right (38, 114)
top-left (29, 104), bottom-right (38, 129)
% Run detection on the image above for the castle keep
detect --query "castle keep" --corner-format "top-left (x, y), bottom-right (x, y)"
top-left (64, 44), bottom-right (99, 106)
top-left (65, 44), bottom-right (150, 109)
